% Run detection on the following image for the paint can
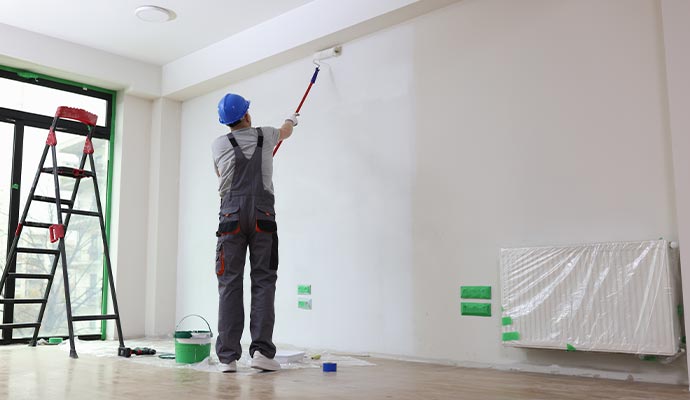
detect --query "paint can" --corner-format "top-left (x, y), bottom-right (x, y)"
top-left (174, 314), bottom-right (213, 364)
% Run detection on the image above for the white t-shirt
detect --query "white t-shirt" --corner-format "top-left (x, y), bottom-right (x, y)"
top-left (212, 127), bottom-right (280, 196)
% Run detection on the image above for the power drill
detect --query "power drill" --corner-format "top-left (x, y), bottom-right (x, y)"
top-left (132, 347), bottom-right (156, 356)
top-left (118, 346), bottom-right (156, 357)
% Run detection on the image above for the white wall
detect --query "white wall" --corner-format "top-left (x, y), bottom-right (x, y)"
top-left (410, 0), bottom-right (678, 368)
top-left (177, 20), bottom-right (417, 354)
top-left (177, 0), bottom-right (686, 384)
top-left (661, 0), bottom-right (690, 385)
top-left (145, 98), bottom-right (182, 336)
top-left (110, 94), bottom-right (153, 338)
top-left (111, 95), bottom-right (181, 338)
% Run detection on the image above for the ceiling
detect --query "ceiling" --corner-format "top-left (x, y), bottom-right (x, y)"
top-left (0, 0), bottom-right (314, 65)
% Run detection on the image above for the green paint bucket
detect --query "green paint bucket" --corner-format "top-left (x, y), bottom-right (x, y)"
top-left (174, 314), bottom-right (213, 364)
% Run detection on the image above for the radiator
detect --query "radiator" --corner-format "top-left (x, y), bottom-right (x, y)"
top-left (500, 240), bottom-right (682, 355)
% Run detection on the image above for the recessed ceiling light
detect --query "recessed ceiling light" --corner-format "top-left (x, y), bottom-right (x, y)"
top-left (135, 5), bottom-right (176, 23)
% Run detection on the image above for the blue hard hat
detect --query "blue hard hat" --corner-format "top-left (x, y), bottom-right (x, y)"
top-left (218, 93), bottom-right (250, 125)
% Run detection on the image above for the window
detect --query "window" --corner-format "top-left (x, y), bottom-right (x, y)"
top-left (0, 67), bottom-right (115, 343)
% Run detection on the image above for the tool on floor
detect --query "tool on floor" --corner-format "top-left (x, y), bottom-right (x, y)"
top-left (119, 346), bottom-right (157, 357)
top-left (272, 45), bottom-right (342, 157)
top-left (0, 106), bottom-right (126, 359)
top-left (132, 347), bottom-right (156, 355)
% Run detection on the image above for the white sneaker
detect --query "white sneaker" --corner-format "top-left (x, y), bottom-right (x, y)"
top-left (251, 352), bottom-right (281, 371)
top-left (217, 361), bottom-right (237, 373)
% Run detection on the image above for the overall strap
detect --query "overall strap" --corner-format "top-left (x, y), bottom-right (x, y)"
top-left (226, 133), bottom-right (239, 148)
top-left (256, 127), bottom-right (264, 148)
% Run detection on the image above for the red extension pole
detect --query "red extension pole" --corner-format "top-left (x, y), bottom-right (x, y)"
top-left (273, 66), bottom-right (320, 157)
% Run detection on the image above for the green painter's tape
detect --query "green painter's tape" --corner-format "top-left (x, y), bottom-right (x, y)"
top-left (502, 317), bottom-right (513, 326)
top-left (641, 355), bottom-right (658, 362)
top-left (17, 71), bottom-right (40, 80)
top-left (461, 302), bottom-right (491, 317)
top-left (502, 332), bottom-right (520, 341)
top-left (102, 91), bottom-right (117, 340)
top-left (298, 284), bottom-right (312, 295)
top-left (0, 64), bottom-right (116, 95)
top-left (678, 305), bottom-right (684, 318)
top-left (11, 183), bottom-right (19, 190)
top-left (461, 286), bottom-right (492, 300)
top-left (566, 344), bottom-right (576, 352)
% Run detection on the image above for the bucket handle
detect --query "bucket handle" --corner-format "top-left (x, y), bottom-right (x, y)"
top-left (176, 314), bottom-right (213, 337)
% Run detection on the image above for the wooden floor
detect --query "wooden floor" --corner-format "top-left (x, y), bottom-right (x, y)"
top-left (0, 344), bottom-right (689, 400)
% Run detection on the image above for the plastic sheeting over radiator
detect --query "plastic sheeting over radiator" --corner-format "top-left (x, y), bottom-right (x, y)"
top-left (500, 240), bottom-right (682, 355)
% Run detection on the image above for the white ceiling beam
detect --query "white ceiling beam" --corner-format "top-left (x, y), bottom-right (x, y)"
top-left (162, 0), bottom-right (459, 100)
top-left (0, 23), bottom-right (161, 98)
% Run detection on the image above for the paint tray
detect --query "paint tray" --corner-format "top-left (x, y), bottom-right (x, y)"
top-left (275, 350), bottom-right (305, 364)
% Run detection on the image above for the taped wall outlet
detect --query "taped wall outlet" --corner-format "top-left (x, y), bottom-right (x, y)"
top-left (298, 298), bottom-right (312, 310)
top-left (298, 284), bottom-right (312, 295)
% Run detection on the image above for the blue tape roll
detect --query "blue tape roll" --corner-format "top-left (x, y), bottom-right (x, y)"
top-left (322, 362), bottom-right (337, 372)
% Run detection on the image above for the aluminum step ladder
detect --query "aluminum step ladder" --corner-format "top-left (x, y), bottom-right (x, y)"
top-left (0, 106), bottom-right (126, 358)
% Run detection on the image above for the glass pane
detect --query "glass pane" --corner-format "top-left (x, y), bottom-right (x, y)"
top-left (0, 122), bottom-right (12, 277)
top-left (0, 77), bottom-right (107, 127)
top-left (12, 126), bottom-right (109, 338)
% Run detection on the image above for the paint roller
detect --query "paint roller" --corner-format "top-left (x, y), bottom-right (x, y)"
top-left (272, 45), bottom-right (342, 157)
top-left (312, 46), bottom-right (342, 65)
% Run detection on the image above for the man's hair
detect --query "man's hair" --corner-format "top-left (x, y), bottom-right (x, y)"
top-left (227, 114), bottom-right (245, 128)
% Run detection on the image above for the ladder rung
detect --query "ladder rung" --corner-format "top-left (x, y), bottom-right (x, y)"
top-left (23, 221), bottom-right (52, 229)
top-left (41, 167), bottom-right (94, 179)
top-left (8, 273), bottom-right (52, 280)
top-left (33, 195), bottom-right (74, 207)
top-left (0, 298), bottom-right (47, 305)
top-left (0, 322), bottom-right (40, 329)
top-left (16, 248), bottom-right (60, 256)
top-left (61, 209), bottom-right (100, 217)
top-left (72, 314), bottom-right (117, 322)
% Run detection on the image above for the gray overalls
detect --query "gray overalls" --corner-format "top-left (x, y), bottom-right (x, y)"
top-left (215, 128), bottom-right (278, 363)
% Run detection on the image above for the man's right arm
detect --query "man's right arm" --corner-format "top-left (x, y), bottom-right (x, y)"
top-left (279, 113), bottom-right (299, 141)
